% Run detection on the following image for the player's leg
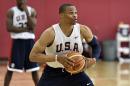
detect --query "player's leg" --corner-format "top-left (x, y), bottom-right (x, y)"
top-left (70, 72), bottom-right (94, 86)
top-left (31, 71), bottom-right (39, 85)
top-left (24, 39), bottom-right (40, 85)
top-left (37, 66), bottom-right (68, 86)
top-left (4, 70), bottom-right (13, 86)
top-left (4, 39), bottom-right (25, 86)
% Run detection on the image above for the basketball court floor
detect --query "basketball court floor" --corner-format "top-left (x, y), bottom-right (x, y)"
top-left (0, 61), bottom-right (130, 86)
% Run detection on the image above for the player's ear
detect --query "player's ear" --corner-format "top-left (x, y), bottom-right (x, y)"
top-left (59, 13), bottom-right (65, 18)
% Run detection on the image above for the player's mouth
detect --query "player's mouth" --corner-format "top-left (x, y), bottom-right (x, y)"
top-left (74, 19), bottom-right (77, 22)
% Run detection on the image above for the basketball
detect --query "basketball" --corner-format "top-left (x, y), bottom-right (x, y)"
top-left (65, 51), bottom-right (86, 74)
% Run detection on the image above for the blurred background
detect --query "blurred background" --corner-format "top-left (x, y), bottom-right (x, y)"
top-left (0, 0), bottom-right (130, 86)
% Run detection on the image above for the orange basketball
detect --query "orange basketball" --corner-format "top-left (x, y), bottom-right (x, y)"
top-left (65, 51), bottom-right (86, 74)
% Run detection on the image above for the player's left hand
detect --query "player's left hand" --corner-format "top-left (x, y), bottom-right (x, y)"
top-left (82, 57), bottom-right (96, 71)
top-left (86, 58), bottom-right (96, 67)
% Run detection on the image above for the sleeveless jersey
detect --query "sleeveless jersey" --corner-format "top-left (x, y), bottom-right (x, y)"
top-left (46, 23), bottom-right (83, 68)
top-left (10, 6), bottom-right (35, 39)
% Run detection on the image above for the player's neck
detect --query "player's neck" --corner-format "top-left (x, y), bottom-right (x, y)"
top-left (59, 23), bottom-right (74, 37)
top-left (59, 22), bottom-right (74, 31)
top-left (17, 6), bottom-right (24, 11)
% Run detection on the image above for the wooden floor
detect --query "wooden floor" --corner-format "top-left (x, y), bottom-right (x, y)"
top-left (0, 61), bottom-right (130, 86)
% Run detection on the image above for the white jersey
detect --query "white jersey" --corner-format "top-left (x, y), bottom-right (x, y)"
top-left (10, 6), bottom-right (35, 39)
top-left (46, 23), bottom-right (83, 68)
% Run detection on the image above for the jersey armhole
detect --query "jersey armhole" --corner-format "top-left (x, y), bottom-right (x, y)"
top-left (47, 28), bottom-right (55, 47)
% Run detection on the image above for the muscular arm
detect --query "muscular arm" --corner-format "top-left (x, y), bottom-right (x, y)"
top-left (80, 25), bottom-right (93, 43)
top-left (29, 27), bottom-right (74, 67)
top-left (6, 9), bottom-right (28, 33)
top-left (80, 25), bottom-right (101, 68)
top-left (80, 25), bottom-right (101, 59)
top-left (25, 8), bottom-right (37, 32)
top-left (29, 27), bottom-right (56, 63)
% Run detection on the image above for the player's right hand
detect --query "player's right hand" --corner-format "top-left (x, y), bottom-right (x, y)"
top-left (57, 54), bottom-right (75, 68)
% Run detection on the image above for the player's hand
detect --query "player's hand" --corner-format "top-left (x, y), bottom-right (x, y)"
top-left (83, 57), bottom-right (96, 71)
top-left (22, 27), bottom-right (30, 32)
top-left (57, 54), bottom-right (75, 68)
top-left (23, 27), bottom-right (33, 33)
top-left (86, 58), bottom-right (96, 67)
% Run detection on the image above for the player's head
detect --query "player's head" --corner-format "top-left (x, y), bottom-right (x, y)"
top-left (59, 3), bottom-right (78, 25)
top-left (16, 0), bottom-right (27, 8)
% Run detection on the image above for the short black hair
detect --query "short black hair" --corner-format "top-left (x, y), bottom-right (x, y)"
top-left (59, 3), bottom-right (74, 14)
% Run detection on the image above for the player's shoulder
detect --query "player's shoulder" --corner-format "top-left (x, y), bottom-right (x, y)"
top-left (27, 6), bottom-right (36, 12)
top-left (7, 6), bottom-right (15, 12)
top-left (7, 6), bottom-right (16, 17)
top-left (41, 26), bottom-right (54, 37)
top-left (8, 6), bottom-right (18, 12)
top-left (45, 26), bottom-right (54, 33)
top-left (39, 26), bottom-right (55, 45)
top-left (79, 24), bottom-right (92, 32)
top-left (79, 24), bottom-right (93, 41)
top-left (27, 6), bottom-right (37, 16)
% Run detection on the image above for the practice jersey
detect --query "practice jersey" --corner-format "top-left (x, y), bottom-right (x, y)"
top-left (45, 23), bottom-right (83, 68)
top-left (10, 6), bottom-right (35, 39)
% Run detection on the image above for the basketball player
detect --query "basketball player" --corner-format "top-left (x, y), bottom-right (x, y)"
top-left (4, 0), bottom-right (39, 86)
top-left (30, 3), bottom-right (101, 86)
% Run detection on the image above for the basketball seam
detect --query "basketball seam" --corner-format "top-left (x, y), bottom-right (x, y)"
top-left (68, 55), bottom-right (83, 59)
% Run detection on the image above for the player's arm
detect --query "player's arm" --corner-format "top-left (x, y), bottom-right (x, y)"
top-left (20, 4), bottom-right (37, 32)
top-left (80, 25), bottom-right (101, 68)
top-left (80, 25), bottom-right (101, 60)
top-left (25, 8), bottom-right (37, 32)
top-left (19, 4), bottom-right (37, 32)
top-left (29, 27), bottom-right (74, 67)
top-left (29, 27), bottom-right (56, 63)
top-left (6, 9), bottom-right (29, 33)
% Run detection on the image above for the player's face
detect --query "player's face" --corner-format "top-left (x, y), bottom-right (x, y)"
top-left (64, 6), bottom-right (78, 25)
